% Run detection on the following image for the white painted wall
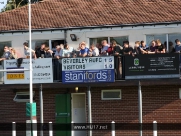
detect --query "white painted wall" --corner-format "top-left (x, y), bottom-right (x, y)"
top-left (66, 24), bottom-right (181, 48)
top-left (0, 31), bottom-right (64, 57)
top-left (0, 24), bottom-right (181, 57)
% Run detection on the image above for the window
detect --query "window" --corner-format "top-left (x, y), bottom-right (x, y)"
top-left (13, 92), bottom-right (35, 102)
top-left (168, 34), bottom-right (181, 47)
top-left (89, 36), bottom-right (128, 47)
top-left (101, 89), bottom-right (121, 100)
top-left (0, 41), bottom-right (11, 58)
top-left (146, 34), bottom-right (166, 47)
top-left (110, 36), bottom-right (129, 46)
top-left (90, 37), bottom-right (108, 46)
top-left (27, 40), bottom-right (49, 50)
top-left (51, 40), bottom-right (65, 50)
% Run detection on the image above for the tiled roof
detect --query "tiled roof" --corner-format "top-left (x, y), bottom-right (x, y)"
top-left (0, 0), bottom-right (181, 31)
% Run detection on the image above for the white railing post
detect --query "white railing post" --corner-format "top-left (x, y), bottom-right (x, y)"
top-left (12, 122), bottom-right (16, 136)
top-left (153, 121), bottom-right (157, 136)
top-left (71, 121), bottom-right (74, 136)
top-left (111, 121), bottom-right (115, 136)
top-left (49, 122), bottom-right (53, 136)
top-left (32, 120), bottom-right (37, 136)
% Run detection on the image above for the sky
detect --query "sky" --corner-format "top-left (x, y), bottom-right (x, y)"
top-left (0, 0), bottom-right (7, 11)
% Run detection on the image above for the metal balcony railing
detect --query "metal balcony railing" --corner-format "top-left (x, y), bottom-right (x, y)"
top-left (0, 53), bottom-right (180, 84)
top-left (52, 53), bottom-right (180, 82)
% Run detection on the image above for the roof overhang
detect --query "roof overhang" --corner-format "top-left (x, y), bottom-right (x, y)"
top-left (0, 21), bottom-right (181, 34)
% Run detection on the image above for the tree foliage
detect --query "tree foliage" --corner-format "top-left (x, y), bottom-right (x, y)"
top-left (1, 0), bottom-right (42, 12)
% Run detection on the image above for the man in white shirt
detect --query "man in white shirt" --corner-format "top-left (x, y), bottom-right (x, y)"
top-left (23, 42), bottom-right (36, 59)
top-left (90, 44), bottom-right (99, 56)
top-left (62, 44), bottom-right (74, 57)
top-left (54, 45), bottom-right (63, 59)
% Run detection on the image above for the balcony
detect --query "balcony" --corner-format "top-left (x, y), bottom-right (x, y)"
top-left (53, 53), bottom-right (180, 82)
top-left (0, 53), bottom-right (180, 85)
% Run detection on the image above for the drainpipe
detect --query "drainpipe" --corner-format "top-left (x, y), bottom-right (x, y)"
top-left (39, 84), bottom-right (43, 136)
top-left (64, 29), bottom-right (67, 44)
top-left (138, 81), bottom-right (142, 136)
top-left (87, 86), bottom-right (92, 136)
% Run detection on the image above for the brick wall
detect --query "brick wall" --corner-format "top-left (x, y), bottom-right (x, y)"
top-left (90, 86), bottom-right (181, 136)
top-left (0, 85), bottom-right (181, 136)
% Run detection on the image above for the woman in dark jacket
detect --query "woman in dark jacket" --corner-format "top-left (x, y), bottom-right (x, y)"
top-left (44, 47), bottom-right (52, 58)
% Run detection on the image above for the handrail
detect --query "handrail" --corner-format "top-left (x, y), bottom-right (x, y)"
top-left (0, 69), bottom-right (29, 72)
top-left (1, 53), bottom-right (180, 83)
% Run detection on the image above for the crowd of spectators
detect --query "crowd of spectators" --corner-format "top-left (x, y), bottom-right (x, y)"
top-left (0, 39), bottom-right (181, 61)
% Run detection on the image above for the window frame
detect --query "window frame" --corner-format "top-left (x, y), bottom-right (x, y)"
top-left (101, 89), bottom-right (121, 100)
top-left (89, 36), bottom-right (129, 46)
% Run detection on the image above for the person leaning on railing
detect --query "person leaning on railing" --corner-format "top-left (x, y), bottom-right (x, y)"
top-left (147, 40), bottom-right (156, 54)
top-left (35, 43), bottom-right (46, 58)
top-left (122, 41), bottom-right (133, 55)
top-left (79, 42), bottom-right (89, 57)
top-left (44, 47), bottom-right (52, 58)
top-left (54, 45), bottom-right (63, 59)
top-left (100, 40), bottom-right (109, 56)
top-left (140, 40), bottom-right (149, 54)
top-left (96, 43), bottom-right (102, 54)
top-left (62, 43), bottom-right (74, 58)
top-left (9, 47), bottom-right (18, 59)
top-left (175, 39), bottom-right (181, 53)
top-left (168, 41), bottom-right (175, 53)
top-left (23, 42), bottom-right (37, 59)
top-left (155, 39), bottom-right (166, 53)
top-left (0, 45), bottom-right (11, 61)
top-left (112, 40), bottom-right (123, 56)
top-left (132, 41), bottom-right (142, 56)
top-left (88, 44), bottom-right (99, 57)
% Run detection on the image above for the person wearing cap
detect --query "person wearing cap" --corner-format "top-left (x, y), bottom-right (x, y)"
top-left (23, 42), bottom-right (36, 59)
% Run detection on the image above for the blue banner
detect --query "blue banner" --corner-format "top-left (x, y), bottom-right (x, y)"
top-left (62, 69), bottom-right (114, 83)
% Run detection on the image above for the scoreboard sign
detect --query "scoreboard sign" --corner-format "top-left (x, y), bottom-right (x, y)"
top-left (62, 56), bottom-right (115, 83)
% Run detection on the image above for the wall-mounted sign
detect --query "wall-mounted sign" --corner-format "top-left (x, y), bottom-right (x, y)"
top-left (125, 54), bottom-right (180, 79)
top-left (62, 57), bottom-right (115, 83)
top-left (4, 58), bottom-right (53, 84)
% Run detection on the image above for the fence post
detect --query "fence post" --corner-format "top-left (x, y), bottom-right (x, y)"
top-left (12, 122), bottom-right (16, 136)
top-left (49, 122), bottom-right (53, 136)
top-left (111, 121), bottom-right (115, 136)
top-left (153, 121), bottom-right (157, 136)
top-left (71, 121), bottom-right (74, 136)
